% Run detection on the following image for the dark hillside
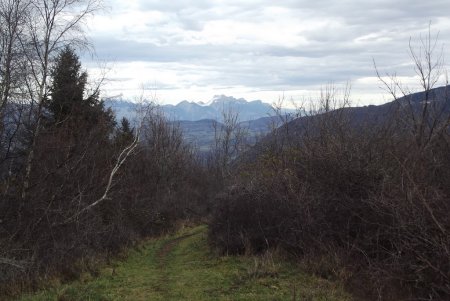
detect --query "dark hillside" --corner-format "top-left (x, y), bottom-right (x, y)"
top-left (242, 85), bottom-right (450, 161)
top-left (210, 84), bottom-right (450, 300)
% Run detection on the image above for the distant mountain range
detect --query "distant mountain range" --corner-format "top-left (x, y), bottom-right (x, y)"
top-left (175, 116), bottom-right (286, 153)
top-left (104, 95), bottom-right (292, 123)
top-left (163, 95), bottom-right (280, 121)
top-left (104, 88), bottom-right (450, 154)
top-left (104, 95), bottom-right (295, 152)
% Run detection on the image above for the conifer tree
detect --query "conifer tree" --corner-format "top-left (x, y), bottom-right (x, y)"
top-left (48, 46), bottom-right (88, 123)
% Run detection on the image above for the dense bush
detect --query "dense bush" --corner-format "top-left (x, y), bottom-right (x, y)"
top-left (209, 89), bottom-right (450, 299)
top-left (209, 167), bottom-right (300, 254)
top-left (0, 108), bottom-right (210, 294)
top-left (0, 48), bottom-right (210, 295)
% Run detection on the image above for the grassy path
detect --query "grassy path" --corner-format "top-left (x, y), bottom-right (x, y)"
top-left (18, 225), bottom-right (351, 301)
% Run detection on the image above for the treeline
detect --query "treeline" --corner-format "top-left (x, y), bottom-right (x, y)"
top-left (209, 43), bottom-right (450, 299)
top-left (0, 0), bottom-right (212, 295)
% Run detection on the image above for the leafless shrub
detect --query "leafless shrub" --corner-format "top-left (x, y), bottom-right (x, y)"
top-left (210, 31), bottom-right (450, 300)
top-left (0, 57), bottom-right (209, 299)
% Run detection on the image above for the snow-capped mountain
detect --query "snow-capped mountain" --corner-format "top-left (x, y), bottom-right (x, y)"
top-left (163, 95), bottom-right (275, 121)
top-left (105, 95), bottom-right (282, 122)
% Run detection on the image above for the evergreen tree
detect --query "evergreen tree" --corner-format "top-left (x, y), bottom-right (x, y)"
top-left (48, 46), bottom-right (89, 123)
top-left (120, 117), bottom-right (134, 137)
top-left (47, 46), bottom-right (115, 141)
top-left (115, 117), bottom-right (135, 146)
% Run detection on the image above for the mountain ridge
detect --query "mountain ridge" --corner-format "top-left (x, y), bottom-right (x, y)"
top-left (104, 95), bottom-right (290, 123)
top-left (241, 85), bottom-right (450, 163)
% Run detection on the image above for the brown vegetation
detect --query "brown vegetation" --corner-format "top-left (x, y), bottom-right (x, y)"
top-left (209, 34), bottom-right (450, 300)
top-left (2, 2), bottom-right (449, 299)
top-left (0, 1), bottom-right (211, 295)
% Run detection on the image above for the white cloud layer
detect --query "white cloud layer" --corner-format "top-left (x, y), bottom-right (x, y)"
top-left (83, 0), bottom-right (450, 105)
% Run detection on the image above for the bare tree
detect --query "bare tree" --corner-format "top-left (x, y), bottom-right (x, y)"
top-left (61, 99), bottom-right (155, 223)
top-left (374, 27), bottom-right (449, 149)
top-left (20, 0), bottom-right (102, 199)
top-left (0, 0), bottom-right (29, 112)
top-left (211, 105), bottom-right (247, 180)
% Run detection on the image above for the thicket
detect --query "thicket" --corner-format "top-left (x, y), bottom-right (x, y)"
top-left (0, 1), bottom-right (210, 295)
top-left (0, 51), bottom-right (209, 296)
top-left (209, 37), bottom-right (450, 299)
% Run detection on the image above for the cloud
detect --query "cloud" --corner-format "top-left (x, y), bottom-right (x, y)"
top-left (85, 0), bottom-right (450, 104)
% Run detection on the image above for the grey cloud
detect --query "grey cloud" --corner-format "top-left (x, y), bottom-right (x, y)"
top-left (142, 81), bottom-right (179, 90)
top-left (89, 34), bottom-right (434, 90)
top-left (92, 37), bottom-right (357, 62)
top-left (91, 0), bottom-right (450, 99)
top-left (107, 77), bottom-right (134, 82)
top-left (137, 0), bottom-right (212, 12)
top-left (137, 0), bottom-right (450, 23)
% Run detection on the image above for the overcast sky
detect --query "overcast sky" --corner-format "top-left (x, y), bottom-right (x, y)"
top-left (84, 0), bottom-right (450, 105)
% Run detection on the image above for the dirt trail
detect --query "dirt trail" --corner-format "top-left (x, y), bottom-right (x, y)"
top-left (156, 232), bottom-right (199, 267)
top-left (17, 226), bottom-right (351, 300)
top-left (153, 231), bottom-right (202, 297)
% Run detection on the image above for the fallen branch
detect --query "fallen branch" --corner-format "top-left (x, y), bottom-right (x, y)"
top-left (62, 127), bottom-right (140, 224)
top-left (0, 257), bottom-right (27, 270)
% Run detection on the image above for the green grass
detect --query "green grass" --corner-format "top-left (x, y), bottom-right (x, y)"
top-left (17, 225), bottom-right (351, 301)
